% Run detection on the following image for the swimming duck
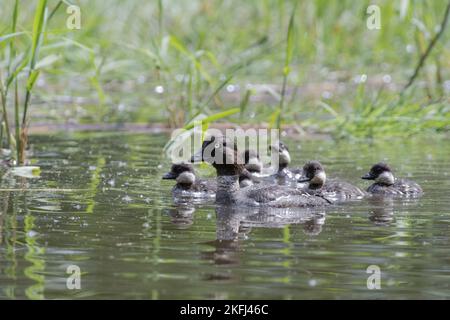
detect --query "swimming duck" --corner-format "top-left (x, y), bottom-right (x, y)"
top-left (361, 162), bottom-right (423, 196)
top-left (190, 136), bottom-right (331, 208)
top-left (243, 149), bottom-right (263, 174)
top-left (298, 160), bottom-right (366, 200)
top-left (270, 141), bottom-right (303, 184)
top-left (238, 149), bottom-right (262, 188)
top-left (162, 163), bottom-right (216, 198)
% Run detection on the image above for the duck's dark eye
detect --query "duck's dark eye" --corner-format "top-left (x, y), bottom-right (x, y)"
top-left (215, 143), bottom-right (220, 148)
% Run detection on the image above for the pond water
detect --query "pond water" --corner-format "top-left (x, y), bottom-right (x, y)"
top-left (0, 132), bottom-right (449, 299)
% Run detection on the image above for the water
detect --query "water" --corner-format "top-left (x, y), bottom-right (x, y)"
top-left (0, 132), bottom-right (449, 299)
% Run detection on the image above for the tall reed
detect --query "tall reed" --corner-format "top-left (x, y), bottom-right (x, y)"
top-left (275, 3), bottom-right (296, 130)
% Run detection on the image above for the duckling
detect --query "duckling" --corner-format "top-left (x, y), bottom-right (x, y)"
top-left (243, 149), bottom-right (263, 175)
top-left (298, 160), bottom-right (366, 200)
top-left (241, 149), bottom-right (268, 187)
top-left (361, 162), bottom-right (423, 196)
top-left (270, 141), bottom-right (303, 184)
top-left (162, 163), bottom-right (216, 198)
top-left (239, 168), bottom-right (255, 188)
top-left (191, 136), bottom-right (331, 208)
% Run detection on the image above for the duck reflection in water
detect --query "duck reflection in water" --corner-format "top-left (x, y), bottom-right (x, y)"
top-left (200, 206), bottom-right (327, 269)
top-left (366, 196), bottom-right (422, 226)
top-left (367, 196), bottom-right (395, 226)
top-left (164, 205), bottom-right (196, 228)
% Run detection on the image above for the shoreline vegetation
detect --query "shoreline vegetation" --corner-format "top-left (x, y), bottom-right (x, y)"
top-left (1, 0), bottom-right (450, 158)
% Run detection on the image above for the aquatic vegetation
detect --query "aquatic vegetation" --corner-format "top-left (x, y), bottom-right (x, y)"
top-left (0, 0), bottom-right (63, 164)
top-left (0, 0), bottom-right (449, 149)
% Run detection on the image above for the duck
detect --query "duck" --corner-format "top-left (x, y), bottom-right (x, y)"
top-left (240, 142), bottom-right (303, 186)
top-left (270, 141), bottom-right (303, 184)
top-left (298, 160), bottom-right (366, 200)
top-left (190, 136), bottom-right (331, 208)
top-left (162, 163), bottom-right (216, 198)
top-left (243, 149), bottom-right (263, 175)
top-left (361, 162), bottom-right (423, 196)
top-left (238, 149), bottom-right (262, 188)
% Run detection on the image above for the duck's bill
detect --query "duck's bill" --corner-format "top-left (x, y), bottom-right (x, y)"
top-left (162, 172), bottom-right (177, 179)
top-left (361, 173), bottom-right (375, 180)
top-left (190, 150), bottom-right (204, 163)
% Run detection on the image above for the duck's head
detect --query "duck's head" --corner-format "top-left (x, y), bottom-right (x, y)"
top-left (298, 160), bottom-right (326, 189)
top-left (190, 135), bottom-right (245, 176)
top-left (362, 162), bottom-right (395, 186)
top-left (163, 163), bottom-right (196, 186)
top-left (270, 141), bottom-right (291, 169)
top-left (243, 149), bottom-right (263, 174)
top-left (239, 169), bottom-right (254, 188)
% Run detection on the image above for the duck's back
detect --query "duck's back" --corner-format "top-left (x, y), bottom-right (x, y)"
top-left (241, 184), bottom-right (330, 208)
top-left (322, 179), bottom-right (366, 199)
top-left (367, 179), bottom-right (422, 196)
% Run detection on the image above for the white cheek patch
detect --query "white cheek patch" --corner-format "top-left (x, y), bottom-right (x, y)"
top-left (311, 171), bottom-right (326, 185)
top-left (279, 150), bottom-right (291, 165)
top-left (376, 171), bottom-right (395, 185)
top-left (246, 157), bottom-right (263, 172)
top-left (176, 172), bottom-right (195, 184)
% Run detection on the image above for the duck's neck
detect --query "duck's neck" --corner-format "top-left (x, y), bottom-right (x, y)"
top-left (177, 182), bottom-right (193, 190)
top-left (216, 175), bottom-right (240, 205)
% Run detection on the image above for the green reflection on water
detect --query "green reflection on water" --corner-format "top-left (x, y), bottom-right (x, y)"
top-left (0, 133), bottom-right (449, 299)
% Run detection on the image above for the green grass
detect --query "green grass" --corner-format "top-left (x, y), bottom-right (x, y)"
top-left (0, 0), bottom-right (449, 144)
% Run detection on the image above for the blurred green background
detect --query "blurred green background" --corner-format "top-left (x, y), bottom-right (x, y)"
top-left (1, 0), bottom-right (449, 140)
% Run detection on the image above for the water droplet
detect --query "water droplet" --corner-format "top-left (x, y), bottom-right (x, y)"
top-left (27, 230), bottom-right (38, 238)
top-left (406, 44), bottom-right (415, 53)
top-left (226, 84), bottom-right (236, 93)
top-left (308, 279), bottom-right (317, 287)
top-left (382, 74), bottom-right (392, 84)
top-left (118, 103), bottom-right (126, 112)
top-left (155, 85), bottom-right (164, 94)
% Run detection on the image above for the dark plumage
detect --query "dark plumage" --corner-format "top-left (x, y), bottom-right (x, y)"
top-left (300, 160), bottom-right (366, 200)
top-left (191, 136), bottom-right (331, 208)
top-left (362, 162), bottom-right (423, 196)
top-left (162, 163), bottom-right (216, 196)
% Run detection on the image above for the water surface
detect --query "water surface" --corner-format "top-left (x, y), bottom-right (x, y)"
top-left (0, 133), bottom-right (449, 299)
